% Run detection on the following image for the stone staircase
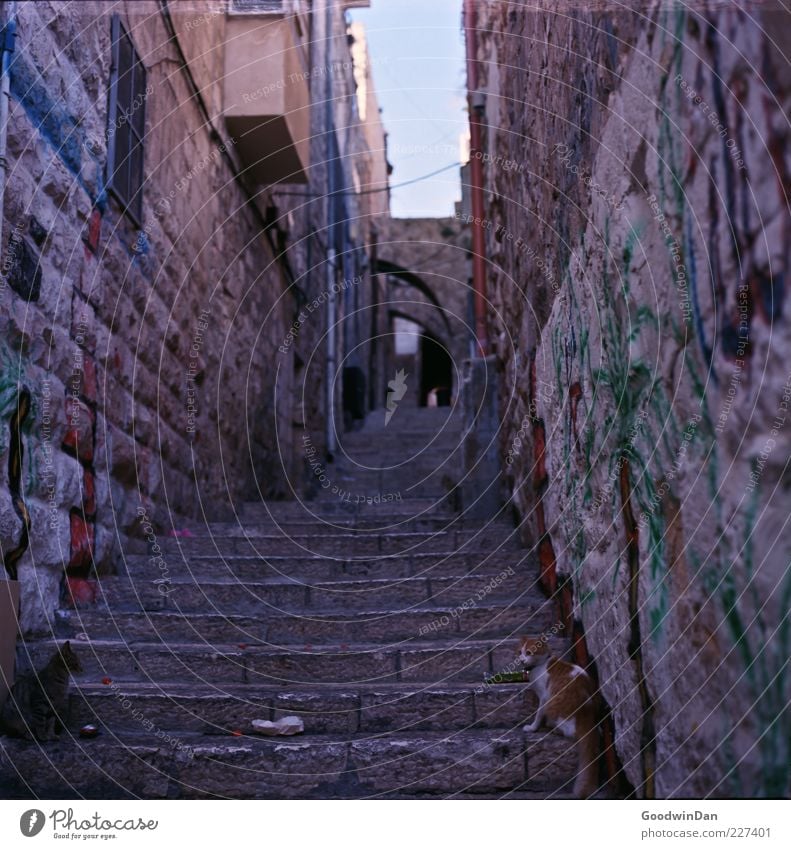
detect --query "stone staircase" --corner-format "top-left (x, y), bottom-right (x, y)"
top-left (0, 407), bottom-right (576, 798)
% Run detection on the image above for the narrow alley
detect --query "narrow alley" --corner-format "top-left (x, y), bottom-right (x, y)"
top-left (2, 405), bottom-right (578, 798)
top-left (0, 0), bottom-right (789, 823)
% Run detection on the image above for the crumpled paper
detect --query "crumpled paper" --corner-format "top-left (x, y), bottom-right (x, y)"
top-left (251, 716), bottom-right (305, 736)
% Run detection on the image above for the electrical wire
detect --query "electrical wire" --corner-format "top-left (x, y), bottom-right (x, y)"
top-left (272, 160), bottom-right (462, 198)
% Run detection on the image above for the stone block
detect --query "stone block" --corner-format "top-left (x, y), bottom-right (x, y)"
top-left (361, 689), bottom-right (475, 732)
top-left (524, 732), bottom-right (577, 791)
top-left (62, 397), bottom-right (94, 462)
top-left (136, 646), bottom-right (246, 685)
top-left (5, 233), bottom-right (42, 302)
top-left (399, 645), bottom-right (489, 683)
top-left (349, 732), bottom-right (526, 793)
top-left (82, 468), bottom-right (96, 515)
top-left (246, 646), bottom-right (397, 687)
top-left (108, 423), bottom-right (139, 487)
top-left (272, 690), bottom-right (359, 734)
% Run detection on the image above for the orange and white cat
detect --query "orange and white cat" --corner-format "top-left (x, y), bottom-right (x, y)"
top-left (518, 637), bottom-right (599, 798)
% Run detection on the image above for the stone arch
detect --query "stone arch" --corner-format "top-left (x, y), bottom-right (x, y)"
top-left (372, 258), bottom-right (453, 337)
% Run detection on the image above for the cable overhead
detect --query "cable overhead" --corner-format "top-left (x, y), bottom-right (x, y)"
top-left (272, 161), bottom-right (462, 199)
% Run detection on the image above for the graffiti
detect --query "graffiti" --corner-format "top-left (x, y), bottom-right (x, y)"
top-left (485, 0), bottom-right (787, 799)
top-left (619, 457), bottom-right (657, 799)
top-left (674, 73), bottom-right (746, 170)
top-left (8, 53), bottom-right (98, 201)
top-left (554, 143), bottom-right (625, 212)
top-left (3, 388), bottom-right (31, 581)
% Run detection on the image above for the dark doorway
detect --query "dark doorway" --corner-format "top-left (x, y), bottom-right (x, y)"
top-left (419, 334), bottom-right (452, 406)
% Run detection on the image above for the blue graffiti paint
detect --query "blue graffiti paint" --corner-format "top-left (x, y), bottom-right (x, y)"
top-left (132, 229), bottom-right (149, 256)
top-left (8, 52), bottom-right (106, 206)
top-left (9, 53), bottom-right (83, 176)
top-left (685, 209), bottom-right (715, 382)
top-left (754, 269), bottom-right (784, 323)
top-left (7, 52), bottom-right (154, 274)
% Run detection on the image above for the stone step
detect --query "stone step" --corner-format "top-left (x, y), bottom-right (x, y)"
top-left (342, 421), bottom-right (461, 433)
top-left (58, 598), bottom-right (555, 644)
top-left (98, 570), bottom-right (537, 614)
top-left (310, 491), bottom-right (451, 505)
top-left (335, 447), bottom-right (461, 461)
top-left (329, 460), bottom-right (461, 476)
top-left (0, 403), bottom-right (583, 801)
top-left (319, 457), bottom-right (462, 470)
top-left (342, 431), bottom-right (463, 446)
top-left (379, 789), bottom-right (577, 799)
top-left (333, 454), bottom-right (460, 468)
top-left (206, 515), bottom-right (496, 535)
top-left (117, 549), bottom-right (533, 583)
top-left (0, 729), bottom-right (575, 799)
top-left (336, 453), bottom-right (461, 465)
top-left (27, 636), bottom-right (567, 686)
top-left (158, 528), bottom-right (522, 558)
top-left (68, 681), bottom-right (538, 734)
top-left (355, 409), bottom-right (461, 425)
top-left (347, 427), bottom-right (463, 440)
top-left (310, 484), bottom-right (453, 500)
top-left (241, 498), bottom-right (457, 520)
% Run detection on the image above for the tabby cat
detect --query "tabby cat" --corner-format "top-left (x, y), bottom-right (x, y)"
top-left (0, 641), bottom-right (82, 741)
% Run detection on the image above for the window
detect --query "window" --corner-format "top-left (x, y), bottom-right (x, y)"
top-left (106, 16), bottom-right (146, 224)
top-left (229, 1), bottom-right (308, 15)
top-left (393, 317), bottom-right (420, 355)
top-left (230, 0), bottom-right (284, 12)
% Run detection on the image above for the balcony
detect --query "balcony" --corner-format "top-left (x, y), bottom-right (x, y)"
top-left (223, 4), bottom-right (310, 184)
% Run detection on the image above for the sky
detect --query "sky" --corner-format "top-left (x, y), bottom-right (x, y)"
top-left (350, 0), bottom-right (467, 219)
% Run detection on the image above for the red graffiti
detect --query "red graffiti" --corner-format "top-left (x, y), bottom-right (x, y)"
top-left (82, 470), bottom-right (96, 517)
top-left (65, 576), bottom-right (98, 608)
top-left (68, 511), bottom-right (95, 571)
top-left (537, 535), bottom-right (557, 596)
top-left (83, 208), bottom-right (102, 254)
top-left (533, 420), bottom-right (547, 488)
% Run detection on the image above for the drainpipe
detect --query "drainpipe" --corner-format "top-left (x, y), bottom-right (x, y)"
top-left (324, 0), bottom-right (337, 458)
top-left (368, 223), bottom-right (379, 410)
top-left (0, 1), bottom-right (17, 257)
top-left (463, 0), bottom-right (488, 357)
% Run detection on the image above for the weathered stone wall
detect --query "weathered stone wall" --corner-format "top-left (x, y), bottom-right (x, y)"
top-left (1, 1), bottom-right (386, 634)
top-left (0, 0), bottom-right (301, 632)
top-left (473, 0), bottom-right (790, 796)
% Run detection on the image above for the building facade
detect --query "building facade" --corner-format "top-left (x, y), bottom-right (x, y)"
top-left (0, 0), bottom-right (388, 633)
top-left (374, 215), bottom-right (472, 410)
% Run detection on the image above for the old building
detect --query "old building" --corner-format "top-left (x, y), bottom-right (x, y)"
top-left (0, 0), bottom-right (389, 634)
top-left (2, 0), bottom-right (788, 805)
top-left (465, 0), bottom-right (790, 797)
top-left (373, 215), bottom-right (471, 409)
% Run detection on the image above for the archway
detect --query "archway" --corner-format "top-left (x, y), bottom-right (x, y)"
top-left (419, 334), bottom-right (452, 407)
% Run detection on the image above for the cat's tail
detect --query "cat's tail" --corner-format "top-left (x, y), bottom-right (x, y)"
top-left (574, 708), bottom-right (599, 799)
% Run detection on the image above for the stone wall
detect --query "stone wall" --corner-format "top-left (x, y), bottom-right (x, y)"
top-left (0, 1), bottom-right (385, 634)
top-left (472, 0), bottom-right (790, 796)
top-left (0, 0), bottom-right (297, 632)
